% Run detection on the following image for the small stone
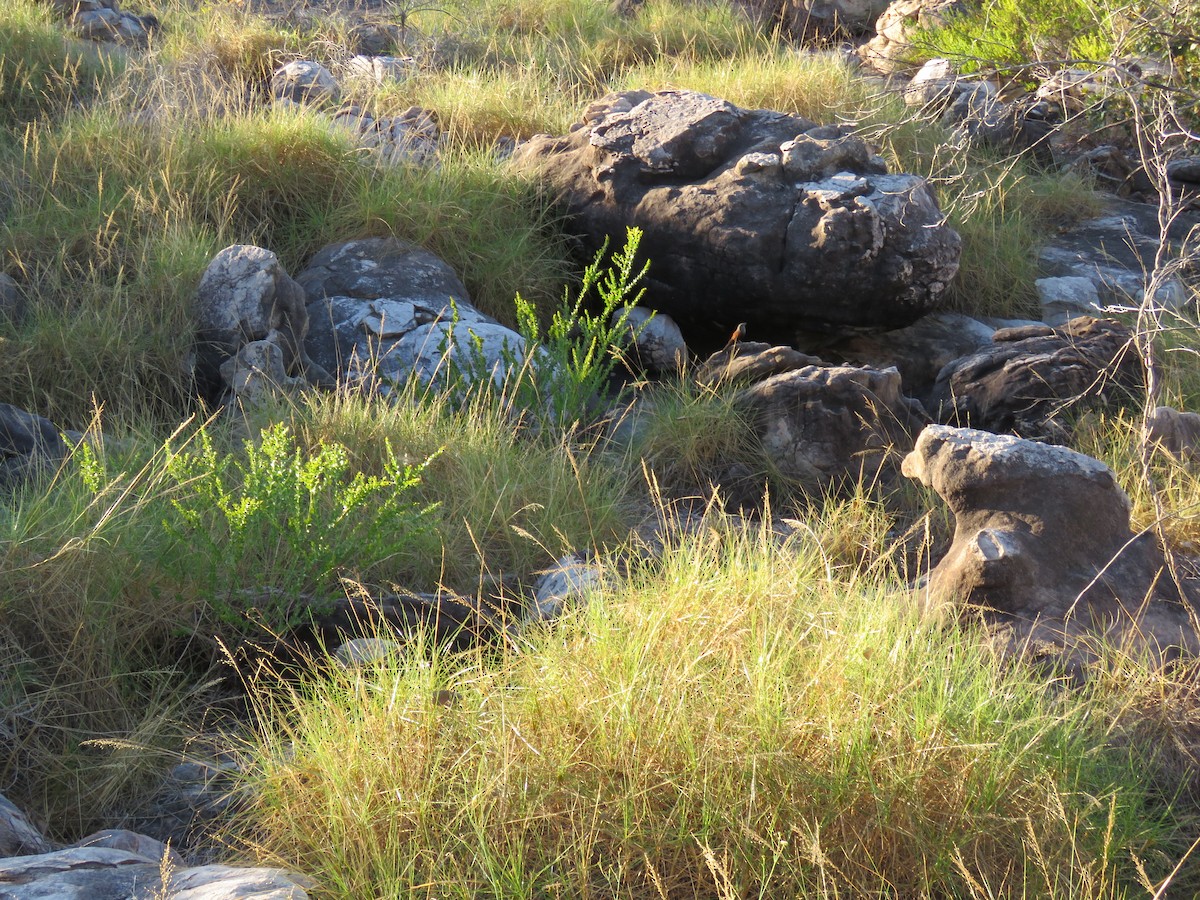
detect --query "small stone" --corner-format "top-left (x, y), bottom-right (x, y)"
top-left (1035, 275), bottom-right (1103, 326)
top-left (529, 553), bottom-right (605, 623)
top-left (271, 60), bottom-right (339, 106)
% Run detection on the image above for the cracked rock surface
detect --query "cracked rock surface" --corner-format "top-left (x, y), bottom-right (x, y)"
top-left (514, 89), bottom-right (961, 340)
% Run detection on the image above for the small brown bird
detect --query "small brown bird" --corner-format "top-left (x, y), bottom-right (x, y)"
top-left (723, 322), bottom-right (747, 351)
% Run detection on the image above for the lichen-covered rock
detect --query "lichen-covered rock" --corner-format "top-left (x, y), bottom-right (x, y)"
top-left (903, 425), bottom-right (1199, 667)
top-left (297, 237), bottom-right (470, 309)
top-left (192, 245), bottom-right (327, 396)
top-left (514, 90), bottom-right (961, 341)
top-left (329, 105), bottom-right (442, 166)
top-left (528, 553), bottom-right (605, 623)
top-left (298, 238), bottom-right (546, 398)
top-left (271, 60), bottom-right (338, 106)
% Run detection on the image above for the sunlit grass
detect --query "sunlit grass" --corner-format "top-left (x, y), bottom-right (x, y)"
top-left (239, 515), bottom-right (1197, 898)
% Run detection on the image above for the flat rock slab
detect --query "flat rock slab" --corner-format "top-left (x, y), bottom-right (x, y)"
top-left (0, 846), bottom-right (311, 899)
top-left (1038, 196), bottom-right (1200, 306)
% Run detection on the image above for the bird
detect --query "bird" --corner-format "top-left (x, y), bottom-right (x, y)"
top-left (722, 322), bottom-right (746, 352)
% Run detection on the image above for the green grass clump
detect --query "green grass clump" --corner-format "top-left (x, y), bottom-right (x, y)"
top-left (239, 518), bottom-right (1197, 898)
top-left (0, 0), bottom-right (115, 126)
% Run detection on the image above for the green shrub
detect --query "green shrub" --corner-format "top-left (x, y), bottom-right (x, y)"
top-left (163, 422), bottom-right (438, 633)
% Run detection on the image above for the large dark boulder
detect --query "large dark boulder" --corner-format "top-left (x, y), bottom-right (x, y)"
top-left (514, 90), bottom-right (961, 342)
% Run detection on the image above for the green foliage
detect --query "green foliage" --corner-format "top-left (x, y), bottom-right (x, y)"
top-left (912, 0), bottom-right (1115, 80)
top-left (444, 227), bottom-right (649, 431)
top-left (513, 226), bottom-right (649, 429)
top-left (164, 423), bottom-right (437, 632)
top-left (912, 0), bottom-right (1200, 115)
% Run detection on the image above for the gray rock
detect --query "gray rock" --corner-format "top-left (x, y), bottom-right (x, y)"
top-left (529, 553), bottom-right (605, 623)
top-left (514, 90), bottom-right (961, 339)
top-left (858, 0), bottom-right (965, 73)
top-left (1168, 156), bottom-right (1200, 185)
top-left (298, 238), bottom-right (533, 395)
top-left (297, 237), bottom-right (471, 308)
top-left (66, 829), bottom-right (180, 867)
top-left (832, 311), bottom-right (996, 403)
top-left (0, 792), bottom-right (51, 858)
top-left (72, 7), bottom-right (151, 44)
top-left (619, 307), bottom-right (686, 373)
top-left (0, 846), bottom-right (312, 899)
top-left (192, 245), bottom-right (326, 396)
top-left (218, 339), bottom-right (306, 407)
top-left (1147, 406), bottom-right (1200, 462)
top-left (386, 319), bottom-right (548, 398)
top-left (341, 55), bottom-right (415, 85)
top-left (928, 316), bottom-right (1144, 440)
top-left (904, 58), bottom-right (958, 108)
top-left (0, 402), bottom-right (69, 491)
top-left (1035, 275), bottom-right (1103, 326)
top-left (949, 96), bottom-right (1056, 161)
top-left (329, 105), bottom-right (442, 166)
top-left (271, 60), bottom-right (338, 106)
top-left (695, 341), bottom-right (826, 387)
top-left (903, 425), bottom-right (1199, 669)
top-left (1038, 198), bottom-right (1193, 307)
top-left (168, 864), bottom-right (312, 899)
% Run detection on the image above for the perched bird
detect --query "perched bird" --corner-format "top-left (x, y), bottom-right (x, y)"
top-left (723, 322), bottom-right (747, 351)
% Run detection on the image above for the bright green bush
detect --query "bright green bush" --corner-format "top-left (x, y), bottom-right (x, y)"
top-left (163, 423), bottom-right (438, 633)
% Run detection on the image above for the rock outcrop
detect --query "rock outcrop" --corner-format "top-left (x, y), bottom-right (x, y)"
top-left (927, 316), bottom-right (1143, 439)
top-left (858, 0), bottom-right (966, 73)
top-left (514, 90), bottom-right (961, 341)
top-left (699, 342), bottom-right (928, 493)
top-left (192, 245), bottom-right (329, 398)
top-left (298, 237), bottom-right (547, 399)
top-left (833, 310), bottom-right (997, 404)
top-left (904, 425), bottom-right (1199, 669)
